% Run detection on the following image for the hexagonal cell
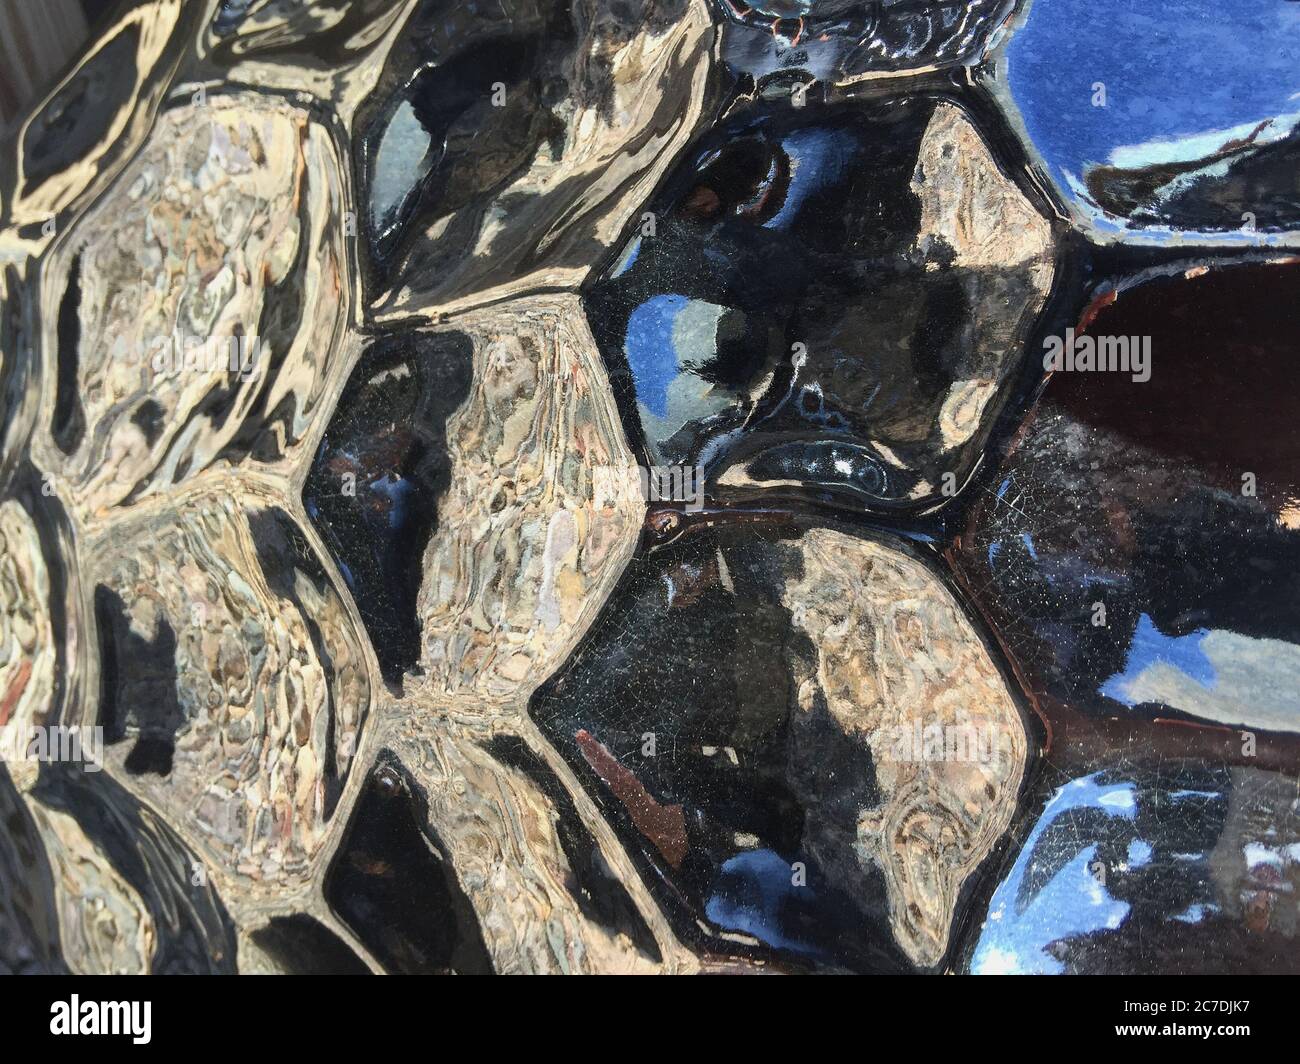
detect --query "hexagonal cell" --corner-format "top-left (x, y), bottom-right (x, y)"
top-left (33, 94), bottom-right (351, 524)
top-left (88, 485), bottom-right (372, 892)
top-left (358, 0), bottom-right (716, 314)
top-left (0, 495), bottom-right (61, 742)
top-left (354, 716), bottom-right (671, 974)
top-left (304, 294), bottom-right (641, 701)
top-left (530, 519), bottom-right (1030, 970)
top-left (0, 463), bottom-right (89, 767)
top-left (584, 93), bottom-right (1056, 515)
top-left (950, 262), bottom-right (1300, 735)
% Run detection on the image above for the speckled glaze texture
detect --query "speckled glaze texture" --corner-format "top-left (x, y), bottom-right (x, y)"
top-left (0, 0), bottom-right (1297, 974)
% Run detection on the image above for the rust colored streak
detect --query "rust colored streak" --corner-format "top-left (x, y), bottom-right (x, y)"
top-left (0, 657), bottom-right (32, 727)
top-left (575, 729), bottom-right (689, 868)
top-left (1076, 287), bottom-right (1118, 332)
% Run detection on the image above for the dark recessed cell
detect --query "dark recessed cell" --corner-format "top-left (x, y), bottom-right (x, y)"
top-left (249, 914), bottom-right (372, 975)
top-left (485, 735), bottom-right (662, 964)
top-left (365, 33), bottom-right (541, 268)
top-left (52, 254), bottom-right (85, 455)
top-left (303, 332), bottom-right (473, 686)
top-left (356, 0), bottom-right (575, 291)
top-left (31, 763), bottom-right (238, 974)
top-left (0, 767), bottom-right (65, 974)
top-left (584, 90), bottom-right (1055, 516)
top-left (950, 262), bottom-right (1300, 736)
top-left (531, 522), bottom-right (942, 972)
top-left (965, 761), bottom-right (1300, 974)
top-left (94, 584), bottom-right (183, 777)
top-left (353, 0), bottom-right (713, 308)
top-left (325, 752), bottom-right (493, 975)
top-left (19, 25), bottom-right (138, 193)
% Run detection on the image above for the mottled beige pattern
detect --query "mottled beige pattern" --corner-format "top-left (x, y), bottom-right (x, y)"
top-left (25, 797), bottom-right (156, 974)
top-left (384, 713), bottom-right (678, 973)
top-left (914, 103), bottom-right (1054, 274)
top-left (783, 529), bottom-right (1028, 967)
top-left (0, 5), bottom-right (705, 967)
top-left (913, 101), bottom-right (1055, 460)
top-left (33, 94), bottom-right (349, 522)
top-left (416, 295), bottom-right (642, 704)
top-left (87, 482), bottom-right (370, 894)
top-left (0, 501), bottom-right (56, 766)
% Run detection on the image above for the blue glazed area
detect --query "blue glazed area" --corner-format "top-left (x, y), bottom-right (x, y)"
top-left (1005, 0), bottom-right (1300, 231)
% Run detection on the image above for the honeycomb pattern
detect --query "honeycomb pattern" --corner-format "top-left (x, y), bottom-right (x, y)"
top-left (1, 0), bottom-right (1298, 974)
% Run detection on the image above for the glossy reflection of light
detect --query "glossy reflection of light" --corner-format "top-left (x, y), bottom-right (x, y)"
top-left (1007, 0), bottom-right (1300, 171)
top-left (371, 99), bottom-right (432, 233)
top-left (624, 296), bottom-right (734, 455)
top-left (1102, 613), bottom-right (1216, 705)
top-left (609, 234), bottom-right (642, 279)
top-left (1005, 0), bottom-right (1300, 234)
top-left (625, 294), bottom-right (690, 418)
top-left (1102, 614), bottom-right (1300, 731)
top-left (705, 849), bottom-right (821, 957)
top-left (972, 774), bottom-right (1136, 975)
top-left (763, 127), bottom-right (855, 231)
